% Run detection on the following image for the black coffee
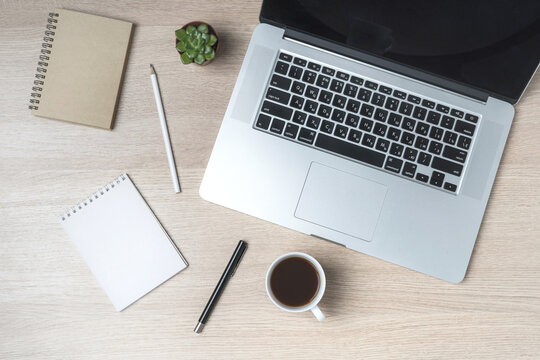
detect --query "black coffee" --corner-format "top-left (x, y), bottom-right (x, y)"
top-left (270, 256), bottom-right (319, 307)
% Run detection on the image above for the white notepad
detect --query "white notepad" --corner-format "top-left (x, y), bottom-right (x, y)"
top-left (60, 174), bottom-right (187, 311)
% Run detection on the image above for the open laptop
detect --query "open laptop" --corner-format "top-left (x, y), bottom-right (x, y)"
top-left (201, 0), bottom-right (540, 282)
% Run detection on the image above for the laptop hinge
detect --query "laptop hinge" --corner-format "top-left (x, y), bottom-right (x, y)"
top-left (283, 27), bottom-right (491, 103)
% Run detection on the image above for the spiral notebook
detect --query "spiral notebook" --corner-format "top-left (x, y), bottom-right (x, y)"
top-left (60, 174), bottom-right (187, 311)
top-left (29, 9), bottom-right (133, 129)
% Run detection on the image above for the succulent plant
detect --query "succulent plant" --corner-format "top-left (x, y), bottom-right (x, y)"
top-left (175, 24), bottom-right (217, 65)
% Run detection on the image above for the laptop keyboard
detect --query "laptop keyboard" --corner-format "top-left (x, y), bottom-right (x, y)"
top-left (254, 52), bottom-right (480, 193)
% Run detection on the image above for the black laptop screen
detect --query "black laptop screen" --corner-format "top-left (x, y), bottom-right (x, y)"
top-left (261, 0), bottom-right (540, 102)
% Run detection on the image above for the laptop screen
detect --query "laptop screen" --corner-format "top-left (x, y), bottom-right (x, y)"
top-left (261, 0), bottom-right (540, 103)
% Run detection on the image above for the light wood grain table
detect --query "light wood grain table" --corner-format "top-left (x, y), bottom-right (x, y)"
top-left (1, 1), bottom-right (539, 359)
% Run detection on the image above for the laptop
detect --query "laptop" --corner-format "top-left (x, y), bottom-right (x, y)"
top-left (201, 0), bottom-right (540, 283)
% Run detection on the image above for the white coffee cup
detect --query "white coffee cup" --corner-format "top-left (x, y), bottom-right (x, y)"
top-left (265, 252), bottom-right (326, 321)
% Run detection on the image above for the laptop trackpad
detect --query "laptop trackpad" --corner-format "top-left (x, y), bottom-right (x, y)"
top-left (295, 163), bottom-right (387, 242)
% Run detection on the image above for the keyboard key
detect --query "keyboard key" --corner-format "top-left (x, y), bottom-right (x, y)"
top-left (430, 171), bottom-right (445, 187)
top-left (307, 115), bottom-right (321, 129)
top-left (402, 117), bottom-right (416, 131)
top-left (330, 79), bottom-right (344, 93)
top-left (465, 113), bottom-right (479, 123)
top-left (293, 57), bottom-right (307, 67)
top-left (443, 131), bottom-right (457, 145)
top-left (441, 115), bottom-right (455, 129)
top-left (321, 120), bottom-right (334, 134)
top-left (318, 104), bottom-right (332, 118)
top-left (371, 93), bottom-right (386, 106)
top-left (360, 104), bottom-right (374, 117)
top-left (288, 65), bottom-right (303, 79)
top-left (432, 156), bottom-right (463, 176)
top-left (390, 142), bottom-right (404, 157)
top-left (426, 111), bottom-right (441, 125)
top-left (305, 86), bottom-right (319, 99)
top-left (255, 114), bottom-right (271, 130)
top-left (455, 120), bottom-right (476, 136)
top-left (412, 106), bottom-right (427, 120)
top-left (308, 62), bottom-right (321, 71)
top-left (322, 66), bottom-right (335, 76)
top-left (292, 110), bottom-right (307, 125)
top-left (401, 131), bottom-right (415, 146)
top-left (380, 85), bottom-right (392, 95)
top-left (337, 71), bottom-right (349, 81)
top-left (304, 100), bottom-right (318, 114)
top-left (403, 147), bottom-right (418, 162)
top-left (428, 141), bottom-right (443, 155)
top-left (266, 87), bottom-right (290, 105)
top-left (332, 95), bottom-right (347, 108)
top-left (298, 127), bottom-right (316, 144)
top-left (416, 173), bottom-right (429, 183)
top-left (421, 99), bottom-right (435, 109)
top-left (374, 108), bottom-right (388, 122)
top-left (358, 88), bottom-right (372, 102)
top-left (457, 135), bottom-right (471, 150)
top-left (443, 145), bottom-right (467, 163)
top-left (407, 94), bottom-right (421, 104)
top-left (270, 74), bottom-right (291, 90)
top-left (402, 162), bottom-right (417, 178)
top-left (284, 123), bottom-right (299, 139)
top-left (415, 122), bottom-right (430, 136)
top-left (279, 53), bottom-right (292, 62)
top-left (374, 123), bottom-right (387, 136)
top-left (331, 109), bottom-right (346, 123)
top-left (385, 97), bottom-right (400, 111)
top-left (315, 133), bottom-right (385, 167)
top-left (376, 138), bottom-right (390, 152)
top-left (290, 95), bottom-right (304, 109)
top-left (319, 90), bottom-right (333, 104)
top-left (270, 118), bottom-right (285, 134)
top-left (316, 74), bottom-right (331, 88)
top-left (351, 76), bottom-right (364, 85)
top-left (346, 99), bottom-right (360, 113)
top-left (429, 126), bottom-right (444, 140)
top-left (385, 156), bottom-right (403, 173)
top-left (436, 104), bottom-right (449, 113)
top-left (365, 81), bottom-right (378, 90)
top-left (393, 90), bottom-right (407, 99)
top-left (387, 127), bottom-right (401, 141)
top-left (348, 129), bottom-right (362, 143)
top-left (345, 113), bottom-right (360, 127)
top-left (388, 113), bottom-right (402, 127)
top-left (360, 118), bottom-right (373, 132)
top-left (274, 61), bottom-right (289, 75)
top-left (415, 136), bottom-right (429, 150)
top-left (291, 81), bottom-right (305, 95)
top-left (262, 100), bottom-right (292, 120)
top-left (450, 109), bottom-right (464, 118)
top-left (344, 84), bottom-right (358, 98)
top-left (334, 124), bottom-right (348, 138)
top-left (302, 70), bottom-right (317, 84)
top-left (398, 102), bottom-right (413, 116)
top-left (362, 134), bottom-right (376, 148)
top-left (418, 152), bottom-right (431, 166)
top-left (444, 182), bottom-right (457, 192)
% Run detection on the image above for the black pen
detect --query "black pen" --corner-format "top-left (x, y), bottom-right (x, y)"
top-left (194, 240), bottom-right (247, 333)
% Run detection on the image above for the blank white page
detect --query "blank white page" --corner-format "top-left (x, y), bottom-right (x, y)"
top-left (60, 174), bottom-right (187, 311)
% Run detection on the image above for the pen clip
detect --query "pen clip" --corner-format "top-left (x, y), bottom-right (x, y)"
top-left (229, 243), bottom-right (247, 277)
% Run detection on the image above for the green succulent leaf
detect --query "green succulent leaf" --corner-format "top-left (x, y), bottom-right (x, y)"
top-left (175, 29), bottom-right (187, 41)
top-left (197, 24), bottom-right (209, 34)
top-left (208, 34), bottom-right (217, 46)
top-left (185, 25), bottom-right (196, 34)
top-left (204, 49), bottom-right (215, 60)
top-left (194, 54), bottom-right (206, 65)
top-left (186, 49), bottom-right (197, 59)
top-left (176, 41), bottom-right (187, 52)
top-left (204, 45), bottom-right (212, 54)
top-left (181, 52), bottom-right (192, 64)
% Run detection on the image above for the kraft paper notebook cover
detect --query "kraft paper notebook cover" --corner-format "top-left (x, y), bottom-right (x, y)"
top-left (29, 9), bottom-right (133, 129)
top-left (59, 174), bottom-right (188, 311)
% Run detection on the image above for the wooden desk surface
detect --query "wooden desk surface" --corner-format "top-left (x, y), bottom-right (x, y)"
top-left (1, 1), bottom-right (539, 359)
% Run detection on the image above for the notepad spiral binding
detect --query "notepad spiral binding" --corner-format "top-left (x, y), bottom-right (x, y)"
top-left (60, 174), bottom-right (128, 222)
top-left (29, 12), bottom-right (60, 110)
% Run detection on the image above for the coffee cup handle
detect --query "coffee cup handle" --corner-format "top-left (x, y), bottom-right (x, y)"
top-left (310, 305), bottom-right (325, 321)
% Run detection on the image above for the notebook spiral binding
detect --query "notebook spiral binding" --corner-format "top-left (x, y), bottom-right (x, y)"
top-left (29, 12), bottom-right (59, 110)
top-left (60, 174), bottom-right (128, 222)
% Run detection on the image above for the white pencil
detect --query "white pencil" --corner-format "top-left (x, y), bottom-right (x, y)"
top-left (150, 64), bottom-right (181, 193)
